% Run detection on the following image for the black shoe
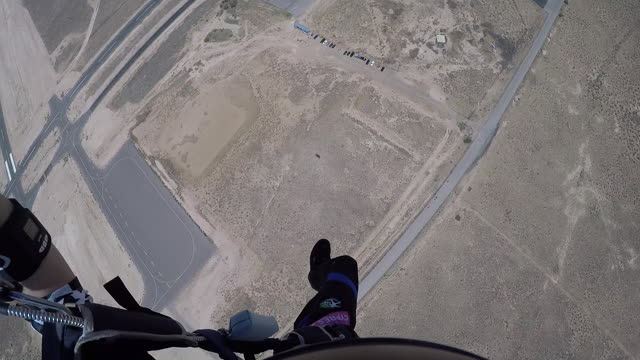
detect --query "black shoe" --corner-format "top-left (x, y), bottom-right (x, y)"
top-left (310, 239), bottom-right (331, 269)
top-left (308, 239), bottom-right (331, 291)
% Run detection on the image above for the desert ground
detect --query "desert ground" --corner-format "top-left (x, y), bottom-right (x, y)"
top-left (359, 0), bottom-right (640, 358)
top-left (76, 0), bottom-right (547, 332)
top-left (0, 317), bottom-right (40, 360)
top-left (304, 0), bottom-right (544, 121)
top-left (2, 0), bottom-right (638, 359)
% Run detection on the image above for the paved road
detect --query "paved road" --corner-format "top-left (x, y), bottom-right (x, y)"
top-left (0, 104), bottom-right (13, 182)
top-left (264, 0), bottom-right (316, 17)
top-left (1, 0), bottom-right (214, 309)
top-left (65, 0), bottom-right (161, 102)
top-left (0, 105), bottom-right (26, 200)
top-left (358, 0), bottom-right (564, 301)
top-left (4, 0), bottom-right (161, 198)
top-left (74, 143), bottom-right (214, 309)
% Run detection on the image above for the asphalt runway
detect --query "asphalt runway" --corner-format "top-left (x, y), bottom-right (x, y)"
top-left (0, 103), bottom-right (25, 200)
top-left (74, 142), bottom-right (214, 309)
top-left (0, 104), bottom-right (12, 180)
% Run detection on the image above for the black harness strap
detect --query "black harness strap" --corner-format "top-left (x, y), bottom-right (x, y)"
top-left (103, 276), bottom-right (167, 318)
top-left (103, 276), bottom-right (144, 311)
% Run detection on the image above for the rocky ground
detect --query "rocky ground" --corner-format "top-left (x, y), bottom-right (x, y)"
top-left (304, 0), bottom-right (544, 121)
top-left (358, 0), bottom-right (640, 358)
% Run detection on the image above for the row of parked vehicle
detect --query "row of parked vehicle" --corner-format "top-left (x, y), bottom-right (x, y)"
top-left (342, 51), bottom-right (385, 72)
top-left (309, 33), bottom-right (385, 72)
top-left (312, 34), bottom-right (336, 48)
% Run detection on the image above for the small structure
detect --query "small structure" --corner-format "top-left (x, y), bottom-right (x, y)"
top-left (294, 22), bottom-right (311, 34)
top-left (436, 34), bottom-right (447, 44)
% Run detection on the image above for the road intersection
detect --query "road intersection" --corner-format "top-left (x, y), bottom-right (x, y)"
top-left (0, 0), bottom-right (213, 309)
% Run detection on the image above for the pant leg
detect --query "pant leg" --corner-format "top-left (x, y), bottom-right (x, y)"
top-left (294, 256), bottom-right (358, 330)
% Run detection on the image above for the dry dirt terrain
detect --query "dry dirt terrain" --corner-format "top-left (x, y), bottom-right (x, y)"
top-left (5, 0), bottom-right (611, 358)
top-left (22, 0), bottom-right (93, 74)
top-left (75, 0), bottom-right (548, 337)
top-left (0, 317), bottom-right (40, 360)
top-left (304, 0), bottom-right (544, 121)
top-left (358, 0), bottom-right (640, 358)
top-left (85, 0), bottom-right (461, 330)
top-left (72, 0), bottom-right (148, 72)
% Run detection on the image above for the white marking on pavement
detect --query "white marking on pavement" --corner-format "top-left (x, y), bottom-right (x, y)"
top-left (96, 41), bottom-right (117, 64)
top-left (4, 161), bottom-right (11, 181)
top-left (24, 145), bottom-right (38, 165)
top-left (135, 4), bottom-right (153, 22)
top-left (100, 42), bottom-right (117, 62)
top-left (8, 153), bottom-right (16, 173)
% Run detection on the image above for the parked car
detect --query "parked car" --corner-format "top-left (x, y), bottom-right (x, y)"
top-left (366, 59), bottom-right (370, 65)
top-left (380, 66), bottom-right (385, 72)
top-left (350, 52), bottom-right (354, 57)
top-left (321, 38), bottom-right (325, 43)
top-left (313, 35), bottom-right (319, 39)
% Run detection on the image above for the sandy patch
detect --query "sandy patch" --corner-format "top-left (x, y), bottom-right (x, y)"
top-left (155, 75), bottom-right (258, 180)
top-left (81, 106), bottom-right (131, 169)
